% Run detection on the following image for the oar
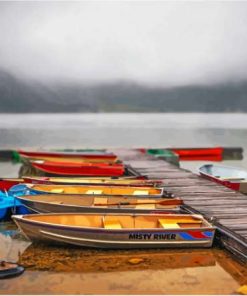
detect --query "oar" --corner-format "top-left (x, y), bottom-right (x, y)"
top-left (94, 199), bottom-right (183, 207)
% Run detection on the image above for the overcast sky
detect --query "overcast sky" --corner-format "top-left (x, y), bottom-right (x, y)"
top-left (0, 1), bottom-right (247, 86)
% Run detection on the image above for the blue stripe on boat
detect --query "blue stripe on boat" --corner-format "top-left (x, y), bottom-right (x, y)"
top-left (179, 233), bottom-right (196, 240)
top-left (203, 231), bottom-right (213, 237)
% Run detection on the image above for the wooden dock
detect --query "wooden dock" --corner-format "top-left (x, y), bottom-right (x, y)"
top-left (112, 148), bottom-right (247, 263)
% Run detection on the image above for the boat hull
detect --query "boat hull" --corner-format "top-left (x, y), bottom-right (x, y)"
top-left (16, 197), bottom-right (181, 215)
top-left (13, 215), bottom-right (215, 249)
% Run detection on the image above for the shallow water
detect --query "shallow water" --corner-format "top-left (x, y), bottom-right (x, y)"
top-left (0, 225), bottom-right (247, 295)
top-left (0, 113), bottom-right (247, 294)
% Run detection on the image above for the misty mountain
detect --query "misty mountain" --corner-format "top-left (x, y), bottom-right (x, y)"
top-left (0, 69), bottom-right (247, 113)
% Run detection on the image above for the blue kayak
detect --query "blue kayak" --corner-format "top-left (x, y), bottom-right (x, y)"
top-left (0, 190), bottom-right (30, 221)
top-left (8, 184), bottom-right (38, 198)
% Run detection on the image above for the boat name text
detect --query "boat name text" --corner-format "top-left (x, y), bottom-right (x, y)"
top-left (128, 233), bottom-right (176, 240)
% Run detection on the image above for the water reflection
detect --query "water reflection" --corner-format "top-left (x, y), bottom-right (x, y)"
top-left (18, 244), bottom-right (216, 272)
top-left (0, 222), bottom-right (246, 295)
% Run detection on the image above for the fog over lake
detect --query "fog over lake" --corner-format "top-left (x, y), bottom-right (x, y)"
top-left (0, 1), bottom-right (247, 86)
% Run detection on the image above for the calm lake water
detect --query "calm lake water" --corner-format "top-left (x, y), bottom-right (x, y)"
top-left (1, 112), bottom-right (247, 173)
top-left (1, 113), bottom-right (247, 150)
top-left (0, 113), bottom-right (247, 294)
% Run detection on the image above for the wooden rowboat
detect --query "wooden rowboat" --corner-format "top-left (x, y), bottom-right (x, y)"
top-left (25, 184), bottom-right (165, 197)
top-left (199, 164), bottom-right (247, 193)
top-left (16, 194), bottom-right (182, 214)
top-left (31, 160), bottom-right (125, 176)
top-left (18, 150), bottom-right (118, 161)
top-left (23, 176), bottom-right (163, 187)
top-left (12, 213), bottom-right (215, 249)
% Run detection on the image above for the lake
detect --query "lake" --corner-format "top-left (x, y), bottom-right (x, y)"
top-left (1, 112), bottom-right (247, 173)
top-left (1, 113), bottom-right (247, 149)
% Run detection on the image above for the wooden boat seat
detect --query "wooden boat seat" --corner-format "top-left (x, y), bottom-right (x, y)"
top-left (86, 190), bottom-right (103, 195)
top-left (158, 219), bottom-right (180, 229)
top-left (51, 188), bottom-right (64, 193)
top-left (133, 190), bottom-right (149, 195)
top-left (158, 218), bottom-right (202, 228)
top-left (103, 218), bottom-right (122, 229)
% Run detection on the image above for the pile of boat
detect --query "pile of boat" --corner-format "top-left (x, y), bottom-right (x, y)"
top-left (0, 149), bottom-right (215, 249)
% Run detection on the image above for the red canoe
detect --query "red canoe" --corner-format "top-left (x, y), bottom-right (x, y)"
top-left (18, 150), bottom-right (118, 161)
top-left (31, 161), bottom-right (125, 176)
top-left (171, 147), bottom-right (223, 161)
top-left (139, 147), bottom-right (224, 161)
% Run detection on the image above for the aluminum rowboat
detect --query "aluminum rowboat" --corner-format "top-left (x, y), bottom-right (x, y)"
top-left (24, 184), bottom-right (166, 198)
top-left (199, 164), bottom-right (247, 193)
top-left (12, 213), bottom-right (215, 249)
top-left (16, 194), bottom-right (182, 214)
